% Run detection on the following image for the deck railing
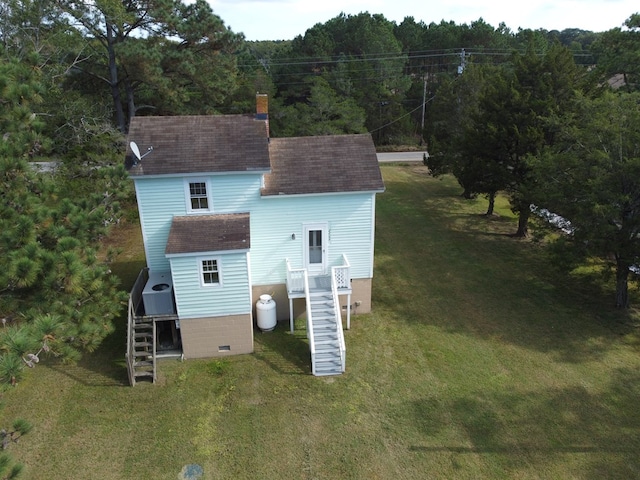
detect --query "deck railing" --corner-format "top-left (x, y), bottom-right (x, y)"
top-left (330, 272), bottom-right (347, 373)
top-left (303, 271), bottom-right (317, 374)
top-left (286, 258), bottom-right (305, 295)
top-left (333, 254), bottom-right (351, 290)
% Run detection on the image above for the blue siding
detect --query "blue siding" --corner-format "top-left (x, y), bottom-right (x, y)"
top-left (169, 252), bottom-right (251, 319)
top-left (135, 178), bottom-right (185, 271)
top-left (134, 175), bottom-right (261, 271)
top-left (134, 173), bottom-right (378, 299)
top-left (250, 193), bottom-right (376, 285)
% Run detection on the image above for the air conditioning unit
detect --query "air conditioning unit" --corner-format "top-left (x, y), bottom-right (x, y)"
top-left (142, 271), bottom-right (176, 315)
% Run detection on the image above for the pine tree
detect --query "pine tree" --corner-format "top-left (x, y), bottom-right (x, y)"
top-left (0, 49), bottom-right (128, 386)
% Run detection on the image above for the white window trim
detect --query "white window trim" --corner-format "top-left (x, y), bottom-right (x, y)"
top-left (198, 256), bottom-right (222, 288)
top-left (184, 177), bottom-right (213, 214)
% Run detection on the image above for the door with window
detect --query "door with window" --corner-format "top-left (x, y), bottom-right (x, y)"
top-left (304, 223), bottom-right (328, 276)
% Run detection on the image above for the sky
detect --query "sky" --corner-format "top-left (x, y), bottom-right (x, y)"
top-left (205, 0), bottom-right (638, 41)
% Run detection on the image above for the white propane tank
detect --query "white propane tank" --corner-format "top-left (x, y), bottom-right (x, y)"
top-left (256, 294), bottom-right (277, 331)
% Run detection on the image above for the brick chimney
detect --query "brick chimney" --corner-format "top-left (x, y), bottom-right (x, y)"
top-left (256, 93), bottom-right (269, 137)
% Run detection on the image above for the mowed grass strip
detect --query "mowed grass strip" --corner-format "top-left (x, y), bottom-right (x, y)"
top-left (1, 165), bottom-right (639, 479)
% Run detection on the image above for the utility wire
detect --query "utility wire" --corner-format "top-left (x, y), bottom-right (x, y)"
top-left (368, 93), bottom-right (438, 135)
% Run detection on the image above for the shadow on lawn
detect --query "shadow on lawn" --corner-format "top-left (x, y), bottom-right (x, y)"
top-left (45, 296), bottom-right (132, 387)
top-left (376, 173), bottom-right (638, 363)
top-left (407, 367), bottom-right (640, 479)
top-left (253, 324), bottom-right (311, 375)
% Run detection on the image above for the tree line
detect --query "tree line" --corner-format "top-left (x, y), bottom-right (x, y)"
top-left (0, 1), bottom-right (639, 389)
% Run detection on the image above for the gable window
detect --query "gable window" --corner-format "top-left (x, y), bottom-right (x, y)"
top-left (200, 258), bottom-right (221, 287)
top-left (185, 178), bottom-right (212, 213)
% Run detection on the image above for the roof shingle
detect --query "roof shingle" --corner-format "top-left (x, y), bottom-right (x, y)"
top-left (165, 213), bottom-right (250, 255)
top-left (262, 134), bottom-right (384, 196)
top-left (127, 115), bottom-right (270, 176)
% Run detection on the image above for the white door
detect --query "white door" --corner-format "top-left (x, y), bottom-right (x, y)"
top-left (304, 223), bottom-right (328, 276)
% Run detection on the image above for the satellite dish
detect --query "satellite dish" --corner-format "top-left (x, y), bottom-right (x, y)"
top-left (130, 141), bottom-right (142, 161)
top-left (129, 141), bottom-right (153, 164)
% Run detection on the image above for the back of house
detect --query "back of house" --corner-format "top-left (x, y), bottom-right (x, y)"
top-left (124, 96), bottom-right (384, 381)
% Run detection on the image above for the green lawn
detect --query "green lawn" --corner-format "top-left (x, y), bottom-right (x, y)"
top-left (2, 165), bottom-right (639, 479)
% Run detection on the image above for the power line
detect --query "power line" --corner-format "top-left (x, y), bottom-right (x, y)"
top-left (238, 48), bottom-right (592, 69)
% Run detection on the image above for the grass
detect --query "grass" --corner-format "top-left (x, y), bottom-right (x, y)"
top-left (1, 165), bottom-right (639, 479)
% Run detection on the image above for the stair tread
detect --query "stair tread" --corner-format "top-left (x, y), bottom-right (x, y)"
top-left (133, 361), bottom-right (154, 368)
top-left (314, 333), bottom-right (338, 339)
top-left (315, 359), bottom-right (341, 365)
top-left (313, 325), bottom-right (337, 330)
top-left (133, 371), bottom-right (154, 377)
top-left (314, 369), bottom-right (342, 376)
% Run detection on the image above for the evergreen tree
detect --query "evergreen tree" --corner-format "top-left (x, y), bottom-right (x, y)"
top-left (534, 92), bottom-right (640, 308)
top-left (54, 0), bottom-right (242, 132)
top-left (0, 49), bottom-right (128, 386)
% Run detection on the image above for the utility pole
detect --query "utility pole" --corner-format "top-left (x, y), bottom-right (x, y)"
top-left (458, 48), bottom-right (466, 74)
top-left (421, 75), bottom-right (427, 134)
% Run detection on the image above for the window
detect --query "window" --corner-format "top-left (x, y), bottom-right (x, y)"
top-left (190, 182), bottom-right (208, 210)
top-left (200, 258), bottom-right (221, 287)
top-left (185, 178), bottom-right (212, 212)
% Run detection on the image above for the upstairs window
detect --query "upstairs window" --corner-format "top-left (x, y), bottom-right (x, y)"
top-left (185, 178), bottom-right (212, 213)
top-left (200, 258), bottom-right (221, 287)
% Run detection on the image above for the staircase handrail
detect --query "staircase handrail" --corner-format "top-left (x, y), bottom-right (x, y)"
top-left (303, 270), bottom-right (316, 374)
top-left (331, 266), bottom-right (347, 372)
top-left (126, 296), bottom-right (135, 385)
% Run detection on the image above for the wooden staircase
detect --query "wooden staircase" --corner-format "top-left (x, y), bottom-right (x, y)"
top-left (126, 271), bottom-right (159, 386)
top-left (129, 320), bottom-right (156, 384)
top-left (307, 277), bottom-right (346, 376)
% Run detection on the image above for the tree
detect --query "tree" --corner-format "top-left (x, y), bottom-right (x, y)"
top-left (0, 48), bottom-right (128, 386)
top-left (429, 40), bottom-right (580, 229)
top-left (54, 0), bottom-right (242, 132)
top-left (591, 13), bottom-right (640, 92)
top-left (534, 92), bottom-right (640, 308)
top-left (272, 12), bottom-right (411, 143)
top-left (274, 76), bottom-right (366, 136)
top-left (427, 64), bottom-right (503, 205)
top-left (0, 418), bottom-right (31, 479)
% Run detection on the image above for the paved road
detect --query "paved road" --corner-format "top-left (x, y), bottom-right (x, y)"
top-left (376, 151), bottom-right (427, 163)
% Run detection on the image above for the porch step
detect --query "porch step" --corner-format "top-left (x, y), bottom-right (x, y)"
top-left (133, 360), bottom-right (153, 367)
top-left (293, 273), bottom-right (346, 377)
top-left (128, 319), bottom-right (157, 385)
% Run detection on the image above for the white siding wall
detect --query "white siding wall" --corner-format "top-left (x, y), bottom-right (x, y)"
top-left (169, 252), bottom-right (251, 319)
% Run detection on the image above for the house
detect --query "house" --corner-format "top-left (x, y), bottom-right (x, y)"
top-left (125, 95), bottom-right (385, 384)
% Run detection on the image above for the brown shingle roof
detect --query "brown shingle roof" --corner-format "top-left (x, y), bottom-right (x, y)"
top-left (262, 134), bottom-right (385, 196)
top-left (126, 115), bottom-right (270, 176)
top-left (165, 213), bottom-right (250, 255)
